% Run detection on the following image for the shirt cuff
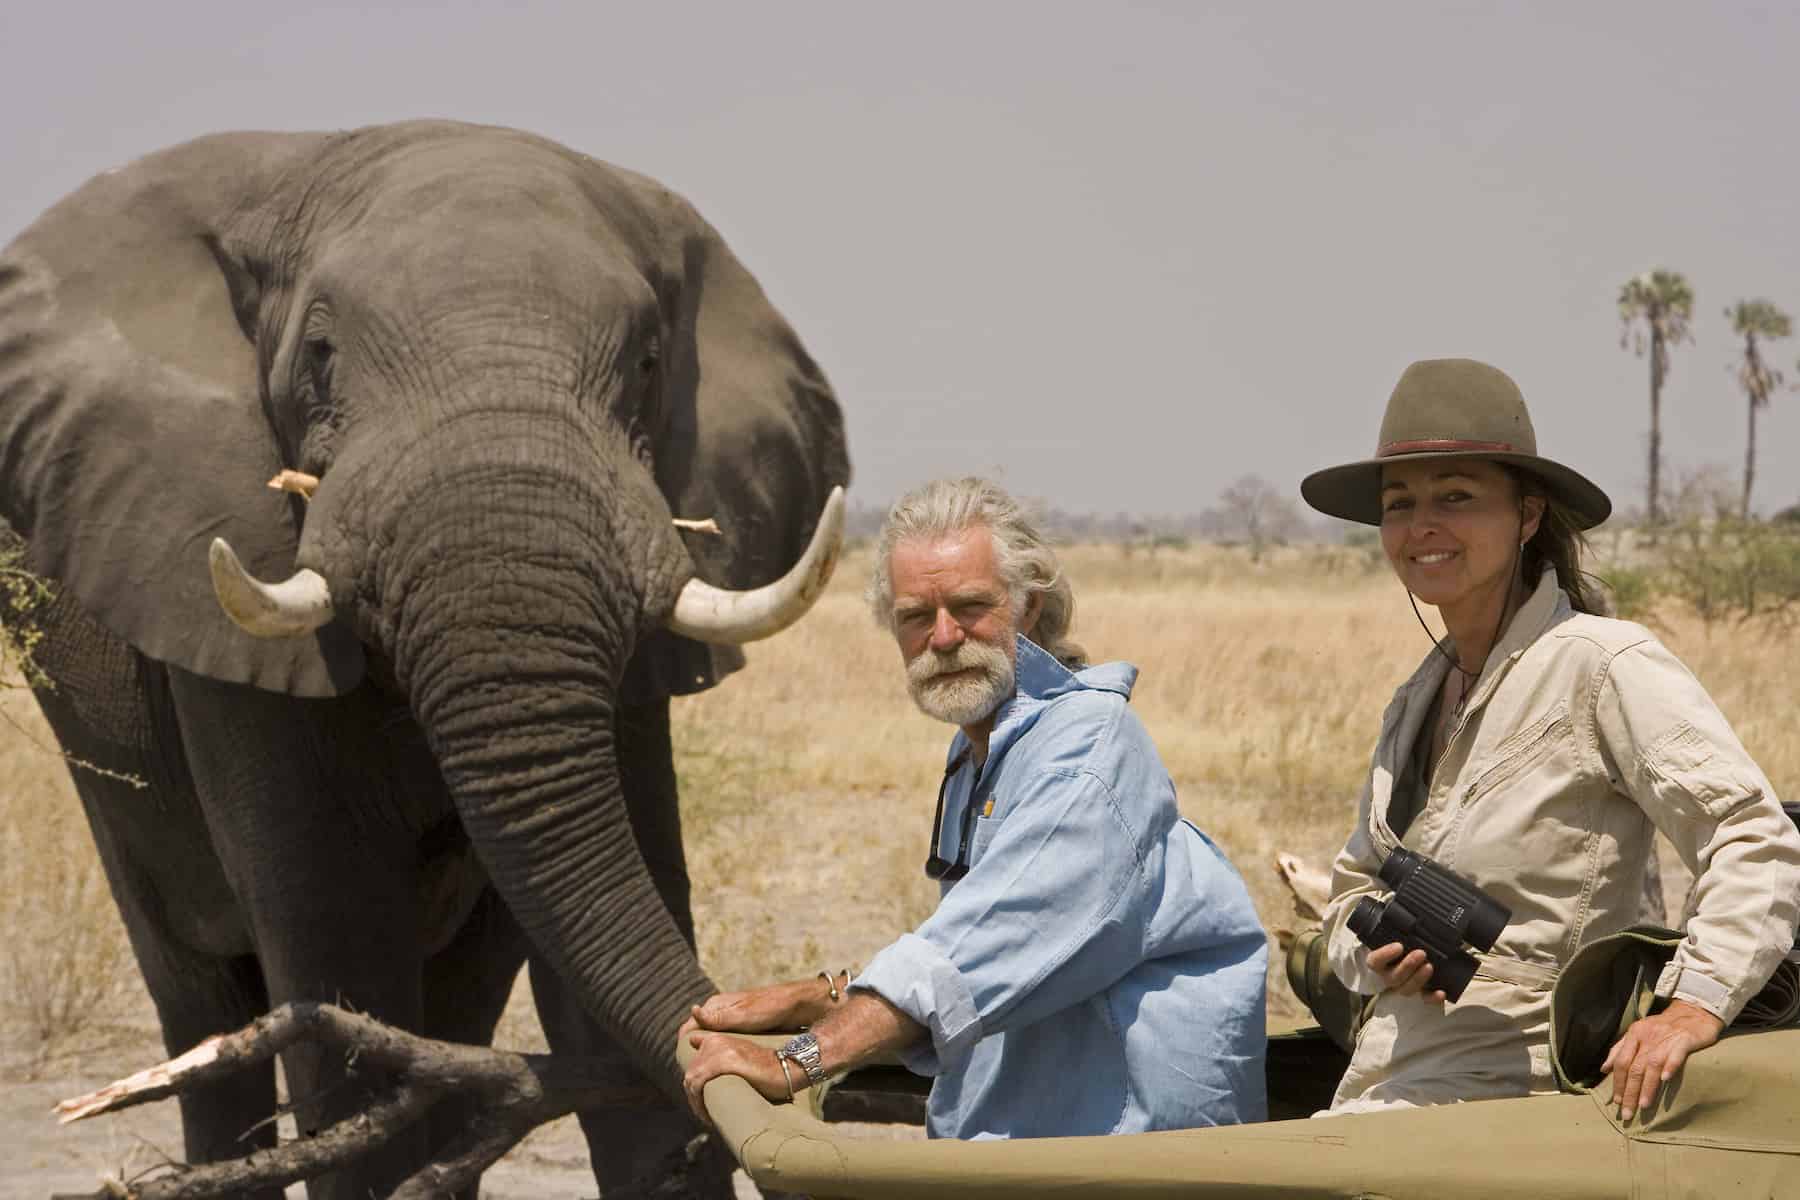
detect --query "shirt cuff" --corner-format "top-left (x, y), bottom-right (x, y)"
top-left (1654, 958), bottom-right (1734, 1021)
top-left (851, 931), bottom-right (982, 1076)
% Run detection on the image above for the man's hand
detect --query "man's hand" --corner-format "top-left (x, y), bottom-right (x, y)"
top-left (1366, 942), bottom-right (1447, 1004)
top-left (1601, 999), bottom-right (1724, 1122)
top-left (679, 977), bottom-right (835, 1041)
top-left (681, 990), bottom-right (927, 1127)
top-left (682, 1031), bottom-right (795, 1124)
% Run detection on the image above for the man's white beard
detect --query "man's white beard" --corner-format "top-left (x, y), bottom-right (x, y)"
top-left (906, 638), bottom-right (1015, 727)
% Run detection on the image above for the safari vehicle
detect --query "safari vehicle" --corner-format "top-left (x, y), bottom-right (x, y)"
top-left (681, 926), bottom-right (1800, 1199)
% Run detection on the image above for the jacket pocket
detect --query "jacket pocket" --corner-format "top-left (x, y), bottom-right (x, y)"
top-left (1460, 703), bottom-right (1573, 813)
top-left (1642, 721), bottom-right (1762, 820)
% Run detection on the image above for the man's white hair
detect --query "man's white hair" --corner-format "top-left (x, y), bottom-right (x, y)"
top-left (867, 476), bottom-right (1087, 670)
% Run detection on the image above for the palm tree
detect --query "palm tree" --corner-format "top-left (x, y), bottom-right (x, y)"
top-left (1726, 299), bottom-right (1792, 519)
top-left (1618, 270), bottom-right (1695, 524)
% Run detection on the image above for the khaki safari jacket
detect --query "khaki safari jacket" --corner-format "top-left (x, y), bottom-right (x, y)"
top-left (1321, 569), bottom-right (1800, 1111)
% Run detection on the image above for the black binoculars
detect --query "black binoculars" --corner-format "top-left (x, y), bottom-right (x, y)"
top-left (1346, 847), bottom-right (1512, 1003)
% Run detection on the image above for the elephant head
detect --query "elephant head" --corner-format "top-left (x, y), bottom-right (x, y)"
top-left (0, 120), bottom-right (848, 1091)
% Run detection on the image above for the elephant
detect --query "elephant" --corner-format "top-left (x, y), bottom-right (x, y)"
top-left (0, 120), bottom-right (848, 1198)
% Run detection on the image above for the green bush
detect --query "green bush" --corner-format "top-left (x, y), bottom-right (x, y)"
top-left (1653, 518), bottom-right (1800, 627)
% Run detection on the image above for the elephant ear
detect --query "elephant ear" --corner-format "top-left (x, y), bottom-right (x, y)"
top-left (0, 134), bottom-right (365, 697)
top-left (626, 197), bottom-right (851, 701)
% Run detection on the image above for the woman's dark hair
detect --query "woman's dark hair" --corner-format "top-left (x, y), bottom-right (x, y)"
top-left (1505, 466), bottom-right (1607, 615)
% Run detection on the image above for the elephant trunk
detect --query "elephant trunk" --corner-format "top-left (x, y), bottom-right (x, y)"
top-left (414, 611), bottom-right (711, 1091)
top-left (333, 415), bottom-right (712, 1094)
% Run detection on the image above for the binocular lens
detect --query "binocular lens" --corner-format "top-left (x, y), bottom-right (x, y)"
top-left (1345, 896), bottom-right (1383, 942)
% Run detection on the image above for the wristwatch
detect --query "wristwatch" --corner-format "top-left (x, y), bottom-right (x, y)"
top-left (776, 1031), bottom-right (827, 1088)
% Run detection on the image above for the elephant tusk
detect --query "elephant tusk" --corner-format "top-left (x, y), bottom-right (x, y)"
top-left (208, 539), bottom-right (335, 637)
top-left (671, 516), bottom-right (722, 536)
top-left (267, 470), bottom-right (321, 501)
top-left (666, 486), bottom-right (845, 645)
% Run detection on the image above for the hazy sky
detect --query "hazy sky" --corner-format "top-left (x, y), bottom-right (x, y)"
top-left (4, 1), bottom-right (1796, 519)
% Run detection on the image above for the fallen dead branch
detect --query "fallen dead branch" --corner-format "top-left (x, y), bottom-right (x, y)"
top-left (51, 1001), bottom-right (683, 1199)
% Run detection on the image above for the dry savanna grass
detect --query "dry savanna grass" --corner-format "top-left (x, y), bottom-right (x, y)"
top-left (3, 541), bottom-right (1799, 1058)
top-left (0, 687), bottom-right (142, 1070)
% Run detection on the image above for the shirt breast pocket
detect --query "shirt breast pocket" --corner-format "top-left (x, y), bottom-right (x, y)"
top-left (970, 808), bottom-right (1004, 864)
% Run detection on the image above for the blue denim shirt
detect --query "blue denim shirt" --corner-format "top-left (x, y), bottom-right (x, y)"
top-left (854, 637), bottom-right (1268, 1139)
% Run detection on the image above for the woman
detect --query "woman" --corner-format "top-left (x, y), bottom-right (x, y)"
top-left (1301, 358), bottom-right (1800, 1120)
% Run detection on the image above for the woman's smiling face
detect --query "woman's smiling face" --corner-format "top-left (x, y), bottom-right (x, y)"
top-left (1378, 458), bottom-right (1544, 612)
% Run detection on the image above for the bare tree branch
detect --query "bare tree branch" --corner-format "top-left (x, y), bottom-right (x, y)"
top-left (53, 1002), bottom-right (666, 1199)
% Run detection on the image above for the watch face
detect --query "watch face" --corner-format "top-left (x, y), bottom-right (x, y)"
top-left (781, 1032), bottom-right (825, 1083)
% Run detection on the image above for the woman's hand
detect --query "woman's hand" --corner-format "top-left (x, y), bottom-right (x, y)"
top-left (682, 1031), bottom-right (796, 1124)
top-left (1366, 942), bottom-right (1447, 1004)
top-left (679, 977), bottom-right (836, 1040)
top-left (1601, 999), bottom-right (1724, 1122)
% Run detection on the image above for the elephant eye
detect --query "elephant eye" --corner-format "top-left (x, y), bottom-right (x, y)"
top-left (303, 336), bottom-right (336, 398)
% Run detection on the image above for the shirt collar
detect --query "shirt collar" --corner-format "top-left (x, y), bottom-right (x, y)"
top-left (1399, 567), bottom-right (1571, 703)
top-left (948, 636), bottom-right (1137, 773)
top-left (1475, 566), bottom-right (1567, 671)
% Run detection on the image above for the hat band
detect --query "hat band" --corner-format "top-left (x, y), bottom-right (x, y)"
top-left (1377, 438), bottom-right (1518, 457)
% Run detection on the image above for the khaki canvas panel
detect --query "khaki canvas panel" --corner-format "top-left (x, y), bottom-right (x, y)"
top-left (680, 1028), bottom-right (1800, 1198)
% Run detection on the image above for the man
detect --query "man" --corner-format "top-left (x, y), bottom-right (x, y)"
top-left (682, 477), bottom-right (1268, 1138)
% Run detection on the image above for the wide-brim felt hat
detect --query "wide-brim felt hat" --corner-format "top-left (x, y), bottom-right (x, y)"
top-left (1301, 358), bottom-right (1612, 529)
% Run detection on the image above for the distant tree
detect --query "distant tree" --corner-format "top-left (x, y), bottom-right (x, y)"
top-left (1618, 270), bottom-right (1696, 525)
top-left (1216, 474), bottom-right (1302, 562)
top-left (1725, 299), bottom-right (1792, 519)
top-left (1664, 462), bottom-right (1739, 524)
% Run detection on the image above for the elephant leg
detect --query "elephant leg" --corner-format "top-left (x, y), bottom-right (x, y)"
top-left (529, 696), bottom-right (732, 1197)
top-left (67, 763), bottom-right (281, 1188)
top-left (23, 613), bottom-right (283, 1198)
top-left (421, 883), bottom-right (529, 1200)
top-left (165, 669), bottom-right (431, 1200)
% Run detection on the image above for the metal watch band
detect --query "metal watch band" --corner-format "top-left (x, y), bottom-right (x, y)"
top-left (777, 1031), bottom-right (826, 1087)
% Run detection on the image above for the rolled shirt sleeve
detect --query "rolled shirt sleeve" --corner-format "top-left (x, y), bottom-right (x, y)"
top-left (855, 932), bottom-right (981, 1075)
top-left (1595, 639), bottom-right (1800, 1023)
top-left (854, 766), bottom-right (1157, 1074)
